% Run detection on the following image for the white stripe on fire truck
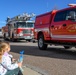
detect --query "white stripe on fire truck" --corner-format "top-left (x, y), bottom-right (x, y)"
top-left (35, 28), bottom-right (76, 39)
top-left (35, 28), bottom-right (49, 32)
top-left (51, 35), bottom-right (76, 39)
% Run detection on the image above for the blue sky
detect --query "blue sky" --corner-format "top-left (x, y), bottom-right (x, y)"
top-left (0, 0), bottom-right (76, 28)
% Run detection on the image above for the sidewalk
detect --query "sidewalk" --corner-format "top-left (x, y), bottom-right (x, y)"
top-left (22, 66), bottom-right (42, 75)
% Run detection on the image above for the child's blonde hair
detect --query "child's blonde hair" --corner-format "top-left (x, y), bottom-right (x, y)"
top-left (0, 42), bottom-right (10, 62)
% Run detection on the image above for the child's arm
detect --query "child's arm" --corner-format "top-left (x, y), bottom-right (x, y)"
top-left (2, 55), bottom-right (18, 70)
top-left (8, 54), bottom-right (13, 58)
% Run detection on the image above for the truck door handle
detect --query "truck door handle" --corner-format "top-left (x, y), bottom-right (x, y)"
top-left (63, 24), bottom-right (66, 26)
top-left (51, 25), bottom-right (54, 28)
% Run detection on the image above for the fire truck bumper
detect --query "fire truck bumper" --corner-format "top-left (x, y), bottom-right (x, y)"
top-left (17, 36), bottom-right (34, 40)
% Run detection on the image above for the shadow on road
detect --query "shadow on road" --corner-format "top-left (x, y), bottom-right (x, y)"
top-left (10, 45), bottom-right (76, 60)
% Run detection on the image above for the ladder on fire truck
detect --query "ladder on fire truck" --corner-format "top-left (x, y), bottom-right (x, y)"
top-left (6, 13), bottom-right (35, 23)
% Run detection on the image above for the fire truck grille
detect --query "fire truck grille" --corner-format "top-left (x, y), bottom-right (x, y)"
top-left (23, 30), bottom-right (31, 34)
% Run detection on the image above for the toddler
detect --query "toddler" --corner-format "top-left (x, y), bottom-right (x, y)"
top-left (0, 42), bottom-right (23, 75)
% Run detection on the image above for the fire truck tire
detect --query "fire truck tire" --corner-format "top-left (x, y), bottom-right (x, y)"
top-left (64, 46), bottom-right (72, 49)
top-left (26, 40), bottom-right (30, 42)
top-left (38, 34), bottom-right (47, 50)
top-left (11, 34), bottom-right (15, 42)
top-left (4, 33), bottom-right (7, 40)
top-left (33, 40), bottom-right (36, 43)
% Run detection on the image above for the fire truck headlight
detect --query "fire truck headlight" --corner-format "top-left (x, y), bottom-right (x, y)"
top-left (19, 33), bottom-right (23, 36)
top-left (31, 31), bottom-right (34, 35)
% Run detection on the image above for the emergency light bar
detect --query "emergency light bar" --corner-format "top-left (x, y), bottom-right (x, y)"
top-left (68, 4), bottom-right (76, 7)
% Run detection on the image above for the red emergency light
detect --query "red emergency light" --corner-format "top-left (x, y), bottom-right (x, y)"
top-left (68, 4), bottom-right (76, 7)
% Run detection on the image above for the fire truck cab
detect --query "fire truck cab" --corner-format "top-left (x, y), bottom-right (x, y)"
top-left (2, 13), bottom-right (35, 42)
top-left (34, 4), bottom-right (76, 50)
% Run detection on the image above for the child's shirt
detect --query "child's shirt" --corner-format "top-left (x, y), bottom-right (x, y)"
top-left (0, 64), bottom-right (7, 75)
top-left (1, 52), bottom-right (18, 70)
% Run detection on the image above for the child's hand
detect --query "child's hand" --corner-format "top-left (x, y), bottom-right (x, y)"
top-left (18, 62), bottom-right (22, 68)
top-left (12, 58), bottom-right (17, 63)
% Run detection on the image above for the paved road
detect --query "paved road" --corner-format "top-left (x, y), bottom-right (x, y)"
top-left (1, 38), bottom-right (76, 75)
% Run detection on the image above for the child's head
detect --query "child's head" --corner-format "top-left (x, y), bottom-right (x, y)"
top-left (0, 42), bottom-right (10, 53)
top-left (0, 42), bottom-right (10, 62)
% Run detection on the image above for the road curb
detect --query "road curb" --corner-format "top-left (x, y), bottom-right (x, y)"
top-left (22, 65), bottom-right (42, 75)
top-left (23, 64), bottom-right (49, 75)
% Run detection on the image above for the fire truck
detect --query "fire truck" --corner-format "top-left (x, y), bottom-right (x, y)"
top-left (2, 13), bottom-right (35, 42)
top-left (34, 4), bottom-right (76, 50)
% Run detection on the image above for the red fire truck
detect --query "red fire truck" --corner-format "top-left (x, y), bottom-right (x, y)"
top-left (2, 13), bottom-right (35, 42)
top-left (34, 4), bottom-right (76, 50)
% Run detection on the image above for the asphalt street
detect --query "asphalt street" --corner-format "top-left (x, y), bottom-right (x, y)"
top-left (1, 38), bottom-right (76, 75)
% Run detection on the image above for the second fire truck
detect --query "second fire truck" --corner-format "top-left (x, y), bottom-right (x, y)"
top-left (2, 13), bottom-right (35, 42)
top-left (34, 4), bottom-right (76, 50)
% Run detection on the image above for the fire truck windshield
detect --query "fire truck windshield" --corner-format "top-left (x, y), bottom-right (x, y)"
top-left (26, 23), bottom-right (34, 28)
top-left (16, 22), bottom-right (34, 28)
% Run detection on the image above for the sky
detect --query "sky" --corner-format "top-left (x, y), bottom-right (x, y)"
top-left (0, 0), bottom-right (76, 28)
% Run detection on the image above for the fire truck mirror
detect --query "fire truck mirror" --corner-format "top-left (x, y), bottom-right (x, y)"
top-left (14, 23), bottom-right (15, 26)
top-left (6, 17), bottom-right (10, 22)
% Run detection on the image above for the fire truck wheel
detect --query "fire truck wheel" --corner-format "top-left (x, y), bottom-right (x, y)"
top-left (38, 34), bottom-right (47, 50)
top-left (64, 46), bottom-right (72, 49)
top-left (26, 40), bottom-right (30, 42)
top-left (4, 33), bottom-right (7, 40)
top-left (11, 34), bottom-right (15, 42)
top-left (32, 39), bottom-right (36, 43)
